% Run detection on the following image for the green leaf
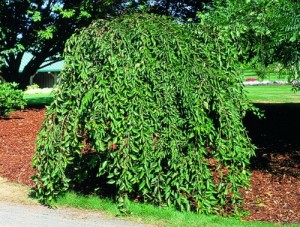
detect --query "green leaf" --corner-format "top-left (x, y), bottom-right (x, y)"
top-left (107, 179), bottom-right (115, 184)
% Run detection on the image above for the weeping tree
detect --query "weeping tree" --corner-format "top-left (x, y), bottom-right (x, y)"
top-left (33, 14), bottom-right (258, 215)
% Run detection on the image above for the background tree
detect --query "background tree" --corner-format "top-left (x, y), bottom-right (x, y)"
top-left (125, 0), bottom-right (212, 20)
top-left (0, 0), bottom-right (124, 89)
top-left (0, 0), bottom-right (215, 89)
top-left (197, 0), bottom-right (300, 84)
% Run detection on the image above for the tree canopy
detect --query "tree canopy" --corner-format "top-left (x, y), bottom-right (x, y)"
top-left (0, 0), bottom-right (124, 88)
top-left (197, 0), bottom-right (300, 83)
top-left (1, 0), bottom-right (298, 89)
top-left (126, 0), bottom-right (212, 19)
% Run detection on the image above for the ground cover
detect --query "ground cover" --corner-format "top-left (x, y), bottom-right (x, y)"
top-left (0, 106), bottom-right (299, 225)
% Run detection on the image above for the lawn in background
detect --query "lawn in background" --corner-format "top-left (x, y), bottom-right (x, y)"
top-left (23, 86), bottom-right (300, 105)
top-left (242, 68), bottom-right (299, 103)
top-left (24, 93), bottom-right (54, 107)
top-left (245, 86), bottom-right (300, 103)
top-left (242, 67), bottom-right (290, 82)
top-left (243, 71), bottom-right (289, 82)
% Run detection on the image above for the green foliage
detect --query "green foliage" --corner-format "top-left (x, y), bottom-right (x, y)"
top-left (33, 14), bottom-right (256, 215)
top-left (197, 0), bottom-right (300, 85)
top-left (0, 82), bottom-right (26, 117)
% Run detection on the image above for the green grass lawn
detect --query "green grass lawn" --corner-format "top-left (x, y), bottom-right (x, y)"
top-left (23, 86), bottom-right (300, 106)
top-left (24, 93), bottom-right (54, 107)
top-left (55, 192), bottom-right (292, 227)
top-left (245, 85), bottom-right (300, 103)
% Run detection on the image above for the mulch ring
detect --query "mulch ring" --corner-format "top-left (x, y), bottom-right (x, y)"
top-left (0, 108), bottom-right (299, 224)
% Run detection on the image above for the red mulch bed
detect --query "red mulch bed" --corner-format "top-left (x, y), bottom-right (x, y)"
top-left (0, 109), bottom-right (45, 186)
top-left (0, 108), bottom-right (299, 224)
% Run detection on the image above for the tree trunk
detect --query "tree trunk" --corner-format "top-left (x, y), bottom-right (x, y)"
top-left (1, 63), bottom-right (31, 90)
top-left (17, 72), bottom-right (32, 90)
top-left (1, 51), bottom-right (51, 89)
top-left (165, 0), bottom-right (171, 16)
top-left (1, 70), bottom-right (31, 90)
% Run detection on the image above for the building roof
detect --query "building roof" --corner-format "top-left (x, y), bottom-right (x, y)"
top-left (19, 52), bottom-right (64, 73)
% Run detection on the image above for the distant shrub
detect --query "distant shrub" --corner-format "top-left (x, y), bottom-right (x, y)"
top-left (246, 78), bottom-right (258, 82)
top-left (0, 82), bottom-right (26, 117)
top-left (26, 83), bottom-right (40, 91)
top-left (33, 14), bottom-right (258, 215)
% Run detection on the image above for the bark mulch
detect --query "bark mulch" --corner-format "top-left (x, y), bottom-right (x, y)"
top-left (0, 108), bottom-right (299, 224)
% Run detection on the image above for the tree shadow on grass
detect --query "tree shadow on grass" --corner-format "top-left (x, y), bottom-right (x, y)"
top-left (244, 103), bottom-right (300, 179)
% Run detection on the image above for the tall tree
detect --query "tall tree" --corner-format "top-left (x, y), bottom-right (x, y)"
top-left (0, 0), bottom-right (123, 88)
